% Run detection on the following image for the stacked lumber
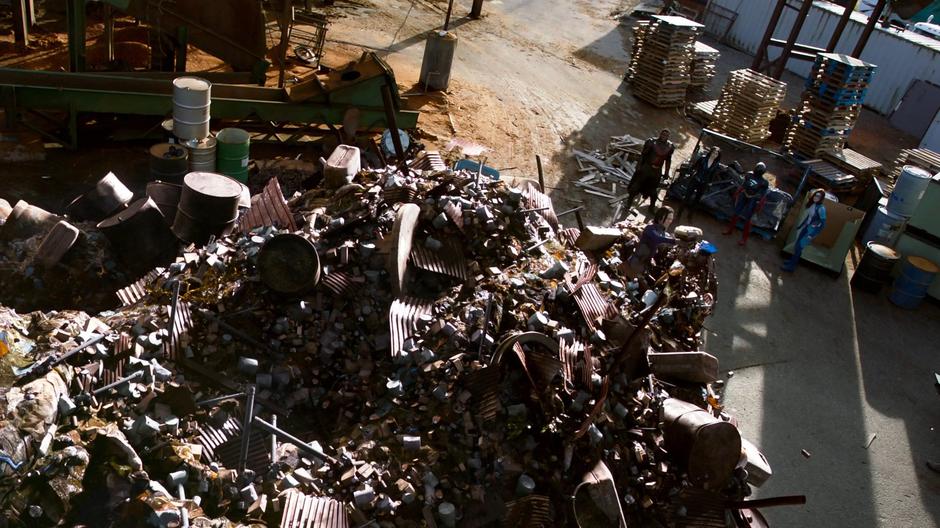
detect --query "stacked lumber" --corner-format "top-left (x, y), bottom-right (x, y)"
top-left (629, 15), bottom-right (703, 108)
top-left (821, 148), bottom-right (882, 191)
top-left (687, 99), bottom-right (718, 125)
top-left (690, 41), bottom-right (720, 88)
top-left (785, 53), bottom-right (876, 157)
top-left (887, 148), bottom-right (940, 184)
top-left (626, 20), bottom-right (651, 82)
top-left (709, 69), bottom-right (787, 143)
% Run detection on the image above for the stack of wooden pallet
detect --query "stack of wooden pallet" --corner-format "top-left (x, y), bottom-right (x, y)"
top-left (887, 148), bottom-right (940, 184)
top-left (690, 41), bottom-right (720, 88)
top-left (709, 69), bottom-right (787, 143)
top-left (626, 20), bottom-right (651, 82)
top-left (629, 15), bottom-right (703, 108)
top-left (785, 53), bottom-right (876, 157)
top-left (821, 148), bottom-right (882, 191)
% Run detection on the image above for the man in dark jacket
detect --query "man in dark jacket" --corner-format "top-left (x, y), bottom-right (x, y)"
top-left (627, 129), bottom-right (675, 212)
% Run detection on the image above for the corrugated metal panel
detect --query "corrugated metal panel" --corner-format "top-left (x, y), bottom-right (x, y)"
top-left (513, 342), bottom-right (562, 391)
top-left (443, 201), bottom-right (465, 232)
top-left (388, 297), bottom-right (433, 359)
top-left (708, 0), bottom-right (940, 114)
top-left (558, 227), bottom-right (580, 248)
top-left (164, 301), bottom-right (192, 361)
top-left (559, 339), bottom-right (593, 391)
top-left (503, 495), bottom-right (552, 527)
top-left (410, 240), bottom-right (469, 280)
top-left (214, 429), bottom-right (271, 473)
top-left (238, 177), bottom-right (297, 233)
top-left (116, 269), bottom-right (162, 306)
top-left (410, 151), bottom-right (447, 172)
top-left (572, 283), bottom-right (615, 332)
top-left (521, 182), bottom-right (559, 230)
top-left (195, 416), bottom-right (243, 461)
top-left (468, 365), bottom-right (501, 422)
top-left (321, 271), bottom-right (354, 296)
top-left (279, 490), bottom-right (348, 528)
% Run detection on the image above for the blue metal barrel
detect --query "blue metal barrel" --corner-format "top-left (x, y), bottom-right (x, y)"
top-left (889, 256), bottom-right (940, 309)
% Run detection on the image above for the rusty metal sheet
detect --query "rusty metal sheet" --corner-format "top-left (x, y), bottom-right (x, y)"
top-left (443, 201), bottom-right (465, 232)
top-left (280, 490), bottom-right (348, 528)
top-left (513, 342), bottom-right (562, 392)
top-left (194, 416), bottom-right (243, 462)
top-left (116, 269), bottom-right (163, 306)
top-left (558, 227), bottom-right (581, 248)
top-left (238, 177), bottom-right (297, 234)
top-left (382, 186), bottom-right (419, 205)
top-left (410, 239), bottom-right (468, 281)
top-left (321, 271), bottom-right (354, 296)
top-left (411, 151), bottom-right (447, 172)
top-left (468, 365), bottom-right (501, 422)
top-left (163, 301), bottom-right (192, 361)
top-left (566, 261), bottom-right (598, 295)
top-left (559, 339), bottom-right (593, 391)
top-left (388, 297), bottom-right (433, 360)
top-left (213, 429), bottom-right (270, 473)
top-left (573, 376), bottom-right (609, 440)
top-left (572, 283), bottom-right (616, 332)
top-left (503, 495), bottom-right (552, 527)
top-left (521, 182), bottom-right (559, 230)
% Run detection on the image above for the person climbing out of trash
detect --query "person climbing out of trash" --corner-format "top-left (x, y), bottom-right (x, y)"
top-left (626, 129), bottom-right (675, 213)
top-left (722, 161), bottom-right (769, 246)
top-left (781, 189), bottom-right (827, 272)
top-left (625, 206), bottom-right (677, 276)
top-left (681, 146), bottom-right (721, 216)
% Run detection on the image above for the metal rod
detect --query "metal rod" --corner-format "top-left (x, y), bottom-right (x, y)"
top-left (16, 333), bottom-right (107, 383)
top-left (380, 83), bottom-right (407, 163)
top-left (166, 280), bottom-right (181, 356)
top-left (252, 416), bottom-right (337, 465)
top-left (752, 0), bottom-right (787, 71)
top-left (196, 392), bottom-right (246, 408)
top-left (105, 3), bottom-right (114, 63)
top-left (270, 415), bottom-right (278, 467)
top-left (574, 210), bottom-right (586, 231)
top-left (443, 0), bottom-right (455, 31)
top-left (477, 293), bottom-right (493, 358)
top-left (475, 156), bottom-right (487, 186)
top-left (238, 385), bottom-right (256, 474)
top-left (515, 206), bottom-right (550, 214)
top-left (12, 0), bottom-right (29, 44)
top-left (525, 239), bottom-right (550, 252)
top-left (557, 205), bottom-right (584, 217)
top-left (92, 370), bottom-right (145, 396)
top-left (536, 155), bottom-right (545, 192)
top-left (827, 0), bottom-right (858, 52)
top-left (772, 0), bottom-right (813, 80)
top-left (851, 0), bottom-right (887, 58)
top-left (470, 0), bottom-right (484, 19)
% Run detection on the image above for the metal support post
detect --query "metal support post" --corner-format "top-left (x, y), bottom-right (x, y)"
top-left (752, 0), bottom-right (787, 71)
top-left (175, 26), bottom-right (189, 72)
top-left (470, 0), bottom-right (484, 19)
top-left (381, 83), bottom-right (407, 162)
top-left (444, 0), bottom-right (455, 31)
top-left (105, 3), bottom-right (115, 63)
top-left (772, 0), bottom-right (813, 80)
top-left (12, 0), bottom-right (29, 44)
top-left (238, 385), bottom-right (256, 475)
top-left (67, 0), bottom-right (87, 72)
top-left (852, 0), bottom-right (887, 58)
top-left (826, 0), bottom-right (857, 52)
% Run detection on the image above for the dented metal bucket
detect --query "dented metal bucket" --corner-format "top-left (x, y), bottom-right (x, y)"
top-left (149, 143), bottom-right (189, 184)
top-left (0, 200), bottom-right (63, 242)
top-left (98, 197), bottom-right (179, 273)
top-left (86, 172), bottom-right (134, 218)
top-left (146, 181), bottom-right (183, 226)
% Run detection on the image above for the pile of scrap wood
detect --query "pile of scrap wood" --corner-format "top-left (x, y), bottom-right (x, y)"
top-left (887, 148), bottom-right (940, 185)
top-left (572, 134), bottom-right (644, 200)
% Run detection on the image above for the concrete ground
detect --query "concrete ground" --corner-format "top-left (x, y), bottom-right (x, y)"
top-left (0, 1), bottom-right (937, 526)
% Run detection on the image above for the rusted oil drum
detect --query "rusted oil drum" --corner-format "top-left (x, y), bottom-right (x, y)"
top-left (257, 234), bottom-right (321, 295)
top-left (662, 398), bottom-right (741, 490)
top-left (172, 172), bottom-right (242, 245)
top-left (86, 172), bottom-right (134, 218)
top-left (0, 200), bottom-right (62, 242)
top-left (98, 197), bottom-right (179, 273)
top-left (146, 181), bottom-right (183, 226)
top-left (149, 143), bottom-right (189, 184)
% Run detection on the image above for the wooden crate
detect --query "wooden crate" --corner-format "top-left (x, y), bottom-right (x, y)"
top-left (709, 69), bottom-right (786, 143)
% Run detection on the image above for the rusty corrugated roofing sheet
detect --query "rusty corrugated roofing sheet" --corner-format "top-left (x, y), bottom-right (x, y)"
top-left (572, 283), bottom-right (615, 332)
top-left (279, 490), bottom-right (348, 528)
top-left (388, 297), bottom-right (433, 359)
top-left (443, 202), bottom-right (464, 232)
top-left (194, 416), bottom-right (243, 461)
top-left (410, 151), bottom-right (447, 172)
top-left (164, 301), bottom-right (192, 361)
top-left (558, 227), bottom-right (581, 247)
top-left (521, 182), bottom-right (558, 230)
top-left (238, 177), bottom-right (297, 234)
top-left (559, 338), bottom-right (594, 392)
top-left (503, 495), bottom-right (552, 527)
top-left (468, 365), bottom-right (501, 422)
top-left (116, 269), bottom-right (162, 306)
top-left (321, 271), bottom-right (354, 296)
top-left (410, 240), bottom-right (468, 281)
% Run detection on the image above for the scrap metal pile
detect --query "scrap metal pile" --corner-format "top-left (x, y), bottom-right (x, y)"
top-left (0, 156), bottom-right (792, 527)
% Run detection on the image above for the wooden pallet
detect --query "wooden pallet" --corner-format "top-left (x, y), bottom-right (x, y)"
top-left (709, 68), bottom-right (786, 142)
top-left (629, 15), bottom-right (703, 108)
top-left (887, 148), bottom-right (940, 184)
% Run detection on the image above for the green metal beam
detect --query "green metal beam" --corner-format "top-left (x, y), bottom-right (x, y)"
top-left (66, 0), bottom-right (86, 72)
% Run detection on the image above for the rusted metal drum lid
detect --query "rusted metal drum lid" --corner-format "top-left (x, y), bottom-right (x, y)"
top-left (257, 234), bottom-right (321, 295)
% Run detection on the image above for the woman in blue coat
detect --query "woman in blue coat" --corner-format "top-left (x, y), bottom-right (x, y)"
top-left (781, 189), bottom-right (827, 272)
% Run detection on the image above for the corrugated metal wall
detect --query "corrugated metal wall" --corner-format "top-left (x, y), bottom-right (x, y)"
top-left (706, 0), bottom-right (940, 114)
